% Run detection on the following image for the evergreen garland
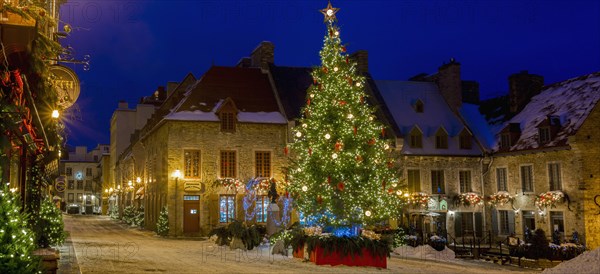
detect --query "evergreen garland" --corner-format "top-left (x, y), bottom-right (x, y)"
top-left (0, 184), bottom-right (39, 273)
top-left (155, 206), bottom-right (169, 236)
top-left (33, 197), bottom-right (65, 248)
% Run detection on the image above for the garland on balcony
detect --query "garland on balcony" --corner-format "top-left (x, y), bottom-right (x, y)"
top-left (454, 192), bottom-right (484, 207)
top-left (487, 191), bottom-right (514, 207)
top-left (407, 192), bottom-right (430, 208)
top-left (535, 190), bottom-right (571, 210)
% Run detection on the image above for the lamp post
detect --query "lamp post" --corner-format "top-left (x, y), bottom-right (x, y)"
top-left (172, 169), bottom-right (182, 233)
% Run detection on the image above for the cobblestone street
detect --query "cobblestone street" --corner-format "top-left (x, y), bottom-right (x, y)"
top-left (60, 215), bottom-right (538, 273)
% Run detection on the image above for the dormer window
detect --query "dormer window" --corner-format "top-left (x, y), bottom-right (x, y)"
top-left (539, 127), bottom-right (551, 144)
top-left (459, 129), bottom-right (472, 150)
top-left (220, 112), bottom-right (236, 132)
top-left (414, 99), bottom-right (424, 113)
top-left (435, 128), bottom-right (448, 149)
top-left (409, 127), bottom-right (423, 148)
top-left (500, 134), bottom-right (511, 149)
top-left (217, 98), bottom-right (238, 133)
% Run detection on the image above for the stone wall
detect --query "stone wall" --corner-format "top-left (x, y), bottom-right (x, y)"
top-left (165, 120), bottom-right (288, 235)
top-left (485, 149), bottom-right (585, 243)
top-left (571, 103), bottom-right (600, 249)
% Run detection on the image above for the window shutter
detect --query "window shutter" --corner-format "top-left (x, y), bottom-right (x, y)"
top-left (508, 211), bottom-right (516, 235)
top-left (454, 213), bottom-right (463, 237)
top-left (491, 209), bottom-right (498, 235)
top-left (475, 212), bottom-right (483, 237)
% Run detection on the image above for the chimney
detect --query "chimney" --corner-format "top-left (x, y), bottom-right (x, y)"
top-left (508, 70), bottom-right (544, 115)
top-left (350, 50), bottom-right (369, 74)
top-left (437, 59), bottom-right (462, 112)
top-left (166, 82), bottom-right (179, 96)
top-left (250, 41), bottom-right (274, 70)
top-left (118, 100), bottom-right (128, 109)
top-left (236, 57), bottom-right (252, 68)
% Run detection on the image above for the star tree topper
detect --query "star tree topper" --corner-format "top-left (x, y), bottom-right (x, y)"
top-left (320, 1), bottom-right (340, 22)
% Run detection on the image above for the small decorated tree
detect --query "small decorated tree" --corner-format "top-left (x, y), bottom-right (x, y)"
top-left (33, 198), bottom-right (66, 248)
top-left (0, 184), bottom-right (39, 273)
top-left (156, 206), bottom-right (169, 236)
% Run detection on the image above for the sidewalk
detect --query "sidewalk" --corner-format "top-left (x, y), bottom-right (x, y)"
top-left (57, 233), bottom-right (81, 274)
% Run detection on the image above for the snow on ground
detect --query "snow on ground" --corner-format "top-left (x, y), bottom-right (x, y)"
top-left (393, 245), bottom-right (456, 261)
top-left (542, 247), bottom-right (600, 274)
top-left (62, 215), bottom-right (539, 273)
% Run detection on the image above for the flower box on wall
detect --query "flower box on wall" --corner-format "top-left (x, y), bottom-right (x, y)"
top-left (309, 244), bottom-right (387, 268)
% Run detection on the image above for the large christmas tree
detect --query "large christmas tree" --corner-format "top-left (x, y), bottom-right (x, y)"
top-left (287, 1), bottom-right (402, 229)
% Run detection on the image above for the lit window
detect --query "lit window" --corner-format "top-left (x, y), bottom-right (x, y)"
top-left (219, 195), bottom-right (236, 223)
top-left (184, 150), bottom-right (201, 178)
top-left (255, 151), bottom-right (271, 177)
top-left (256, 196), bottom-right (270, 223)
top-left (220, 151), bottom-right (236, 178)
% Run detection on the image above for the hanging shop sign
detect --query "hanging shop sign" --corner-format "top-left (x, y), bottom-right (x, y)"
top-left (184, 182), bottom-right (204, 192)
top-left (49, 65), bottom-right (80, 109)
top-left (55, 176), bottom-right (66, 193)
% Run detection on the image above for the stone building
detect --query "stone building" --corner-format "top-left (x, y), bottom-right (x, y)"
top-left (484, 72), bottom-right (600, 249)
top-left (114, 46), bottom-right (290, 235)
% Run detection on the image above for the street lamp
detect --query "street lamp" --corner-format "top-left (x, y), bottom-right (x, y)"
top-left (136, 177), bottom-right (141, 184)
top-left (51, 109), bottom-right (59, 119)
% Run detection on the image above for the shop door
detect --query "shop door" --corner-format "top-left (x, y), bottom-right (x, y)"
top-left (183, 195), bottom-right (200, 233)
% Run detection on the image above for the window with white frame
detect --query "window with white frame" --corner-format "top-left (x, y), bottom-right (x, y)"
top-left (496, 167), bottom-right (508, 192)
top-left (256, 195), bottom-right (269, 223)
top-left (521, 165), bottom-right (533, 192)
top-left (548, 163), bottom-right (561, 191)
top-left (459, 170), bottom-right (472, 193)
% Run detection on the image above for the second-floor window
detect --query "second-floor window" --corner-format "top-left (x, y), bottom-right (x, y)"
top-left (407, 169), bottom-right (420, 192)
top-left (184, 150), bottom-right (201, 178)
top-left (85, 180), bottom-right (92, 191)
top-left (68, 180), bottom-right (74, 190)
top-left (86, 168), bottom-right (92, 177)
top-left (431, 170), bottom-right (445, 194)
top-left (255, 151), bottom-right (271, 177)
top-left (496, 167), bottom-right (508, 192)
top-left (66, 167), bottom-right (72, 176)
top-left (76, 180), bottom-right (83, 190)
top-left (220, 151), bottom-right (236, 178)
top-left (521, 165), bottom-right (533, 192)
top-left (459, 170), bottom-right (472, 193)
top-left (548, 163), bottom-right (562, 191)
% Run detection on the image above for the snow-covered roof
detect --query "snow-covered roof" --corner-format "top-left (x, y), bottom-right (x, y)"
top-left (459, 103), bottom-right (496, 151)
top-left (496, 71), bottom-right (600, 151)
top-left (376, 80), bottom-right (482, 156)
top-left (163, 66), bottom-right (286, 124)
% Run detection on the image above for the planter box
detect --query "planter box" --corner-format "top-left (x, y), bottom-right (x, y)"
top-left (309, 245), bottom-right (387, 268)
top-left (293, 246), bottom-right (304, 259)
top-left (33, 248), bottom-right (59, 274)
